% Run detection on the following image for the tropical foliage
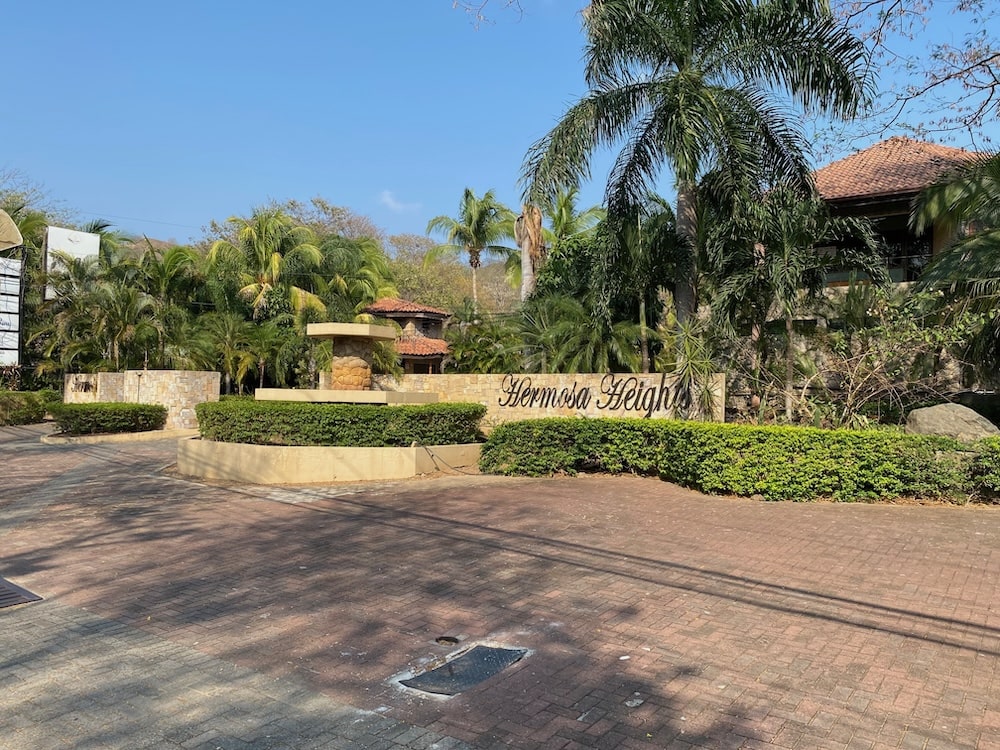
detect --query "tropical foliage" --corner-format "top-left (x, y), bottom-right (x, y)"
top-left (522, 0), bottom-right (871, 323)
top-left (426, 188), bottom-right (516, 308)
top-left (1, 200), bottom-right (400, 393)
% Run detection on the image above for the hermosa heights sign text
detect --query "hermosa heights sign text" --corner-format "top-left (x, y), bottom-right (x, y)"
top-left (497, 373), bottom-right (677, 419)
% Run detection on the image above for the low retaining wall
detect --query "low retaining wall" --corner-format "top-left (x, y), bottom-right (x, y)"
top-left (368, 372), bottom-right (726, 427)
top-left (65, 370), bottom-right (220, 429)
top-left (177, 439), bottom-right (482, 484)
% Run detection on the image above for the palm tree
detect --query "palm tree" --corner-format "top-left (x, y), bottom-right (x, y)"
top-left (426, 188), bottom-right (515, 308)
top-left (713, 184), bottom-right (886, 420)
top-left (315, 235), bottom-right (397, 320)
top-left (208, 208), bottom-right (325, 319)
top-left (522, 0), bottom-right (871, 324)
top-left (522, 294), bottom-right (642, 374)
top-left (138, 243), bottom-right (202, 366)
top-left (541, 186), bottom-right (606, 249)
top-left (912, 150), bottom-right (1000, 379)
top-left (199, 312), bottom-right (252, 394)
top-left (912, 151), bottom-right (1000, 294)
top-left (238, 320), bottom-right (287, 390)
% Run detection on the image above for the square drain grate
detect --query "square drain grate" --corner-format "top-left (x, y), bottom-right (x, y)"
top-left (0, 577), bottom-right (42, 609)
top-left (401, 645), bottom-right (527, 696)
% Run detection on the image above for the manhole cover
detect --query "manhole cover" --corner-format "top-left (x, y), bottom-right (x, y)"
top-left (401, 644), bottom-right (527, 696)
top-left (0, 577), bottom-right (41, 609)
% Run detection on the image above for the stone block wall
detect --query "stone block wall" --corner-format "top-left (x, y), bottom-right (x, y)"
top-left (64, 370), bottom-right (220, 429)
top-left (371, 372), bottom-right (726, 429)
top-left (65, 373), bottom-right (125, 404)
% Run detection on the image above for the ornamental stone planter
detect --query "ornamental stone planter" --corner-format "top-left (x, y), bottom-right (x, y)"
top-left (176, 437), bottom-right (481, 484)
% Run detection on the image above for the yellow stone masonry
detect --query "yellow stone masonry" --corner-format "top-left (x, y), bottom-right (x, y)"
top-left (64, 371), bottom-right (220, 429)
top-left (371, 372), bottom-right (726, 429)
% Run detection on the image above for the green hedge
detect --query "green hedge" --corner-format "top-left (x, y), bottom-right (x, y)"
top-left (195, 400), bottom-right (487, 447)
top-left (0, 390), bottom-right (49, 426)
top-left (480, 418), bottom-right (978, 502)
top-left (50, 402), bottom-right (168, 435)
top-left (969, 437), bottom-right (1000, 500)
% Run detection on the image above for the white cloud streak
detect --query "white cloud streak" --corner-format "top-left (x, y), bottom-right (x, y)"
top-left (379, 190), bottom-right (421, 213)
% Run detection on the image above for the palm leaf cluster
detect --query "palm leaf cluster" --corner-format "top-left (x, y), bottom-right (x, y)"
top-left (17, 206), bottom-right (397, 392)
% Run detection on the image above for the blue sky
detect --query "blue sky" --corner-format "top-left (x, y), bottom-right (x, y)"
top-left (7, 1), bottom-right (996, 246)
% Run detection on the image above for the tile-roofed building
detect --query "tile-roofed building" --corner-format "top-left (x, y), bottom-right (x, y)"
top-left (815, 136), bottom-right (978, 203)
top-left (365, 297), bottom-right (450, 317)
top-left (814, 136), bottom-right (982, 282)
top-left (363, 297), bottom-right (451, 374)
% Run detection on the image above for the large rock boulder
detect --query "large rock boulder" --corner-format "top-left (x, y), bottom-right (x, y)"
top-left (905, 403), bottom-right (1000, 442)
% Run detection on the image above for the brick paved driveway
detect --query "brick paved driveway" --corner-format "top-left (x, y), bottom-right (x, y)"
top-left (2, 425), bottom-right (1000, 749)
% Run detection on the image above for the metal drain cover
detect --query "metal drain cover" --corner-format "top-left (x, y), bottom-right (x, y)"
top-left (401, 645), bottom-right (527, 696)
top-left (0, 577), bottom-right (41, 609)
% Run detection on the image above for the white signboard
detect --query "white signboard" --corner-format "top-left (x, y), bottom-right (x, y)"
top-left (46, 226), bottom-right (100, 261)
top-left (45, 226), bottom-right (100, 299)
top-left (0, 310), bottom-right (17, 328)
top-left (0, 256), bottom-right (20, 277)
top-left (0, 331), bottom-right (17, 365)
top-left (0, 256), bottom-right (21, 366)
top-left (0, 273), bottom-right (17, 297)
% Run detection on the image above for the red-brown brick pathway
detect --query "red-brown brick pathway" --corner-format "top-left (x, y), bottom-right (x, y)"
top-left (3, 428), bottom-right (1000, 748)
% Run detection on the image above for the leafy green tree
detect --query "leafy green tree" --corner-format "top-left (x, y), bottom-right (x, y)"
top-left (522, 0), bottom-right (871, 323)
top-left (388, 234), bottom-right (472, 311)
top-left (426, 188), bottom-right (516, 309)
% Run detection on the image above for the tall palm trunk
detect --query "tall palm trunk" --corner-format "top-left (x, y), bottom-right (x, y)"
top-left (520, 245), bottom-right (534, 303)
top-left (468, 247), bottom-right (480, 309)
top-left (674, 183), bottom-right (698, 324)
top-left (638, 295), bottom-right (650, 373)
top-left (785, 312), bottom-right (794, 422)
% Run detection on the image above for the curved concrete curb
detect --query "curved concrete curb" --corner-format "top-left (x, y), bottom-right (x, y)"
top-left (176, 437), bottom-right (482, 484)
top-left (42, 428), bottom-right (199, 445)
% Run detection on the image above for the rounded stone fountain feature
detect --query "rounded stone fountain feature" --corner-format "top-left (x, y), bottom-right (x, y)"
top-left (254, 322), bottom-right (438, 405)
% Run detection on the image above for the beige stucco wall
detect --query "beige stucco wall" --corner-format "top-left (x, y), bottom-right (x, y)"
top-left (370, 372), bottom-right (726, 428)
top-left (64, 370), bottom-right (220, 429)
top-left (177, 439), bottom-right (481, 484)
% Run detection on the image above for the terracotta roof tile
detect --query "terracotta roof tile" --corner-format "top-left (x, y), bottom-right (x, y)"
top-left (365, 297), bottom-right (450, 317)
top-left (815, 136), bottom-right (980, 202)
top-left (395, 332), bottom-right (449, 357)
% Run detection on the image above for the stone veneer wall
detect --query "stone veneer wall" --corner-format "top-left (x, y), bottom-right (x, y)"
top-left (64, 370), bottom-right (220, 429)
top-left (370, 372), bottom-right (726, 429)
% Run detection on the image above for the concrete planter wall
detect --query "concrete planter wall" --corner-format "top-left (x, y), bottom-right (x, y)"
top-left (177, 438), bottom-right (481, 484)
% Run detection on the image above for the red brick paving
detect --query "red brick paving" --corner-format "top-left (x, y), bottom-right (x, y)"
top-left (4, 436), bottom-right (1000, 748)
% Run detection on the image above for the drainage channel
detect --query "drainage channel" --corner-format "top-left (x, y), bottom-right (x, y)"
top-left (400, 641), bottom-right (528, 696)
top-left (0, 577), bottom-right (42, 609)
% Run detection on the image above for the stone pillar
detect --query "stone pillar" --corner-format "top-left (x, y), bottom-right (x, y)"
top-left (330, 338), bottom-right (374, 390)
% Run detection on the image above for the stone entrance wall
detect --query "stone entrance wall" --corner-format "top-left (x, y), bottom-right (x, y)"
top-left (371, 372), bottom-right (726, 429)
top-left (64, 370), bottom-right (220, 429)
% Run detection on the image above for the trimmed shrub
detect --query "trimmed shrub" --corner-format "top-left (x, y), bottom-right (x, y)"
top-left (195, 400), bottom-right (486, 447)
top-left (0, 390), bottom-right (48, 426)
top-left (480, 417), bottom-right (971, 503)
top-left (969, 437), bottom-right (1000, 501)
top-left (50, 402), bottom-right (168, 435)
top-left (36, 389), bottom-right (63, 409)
